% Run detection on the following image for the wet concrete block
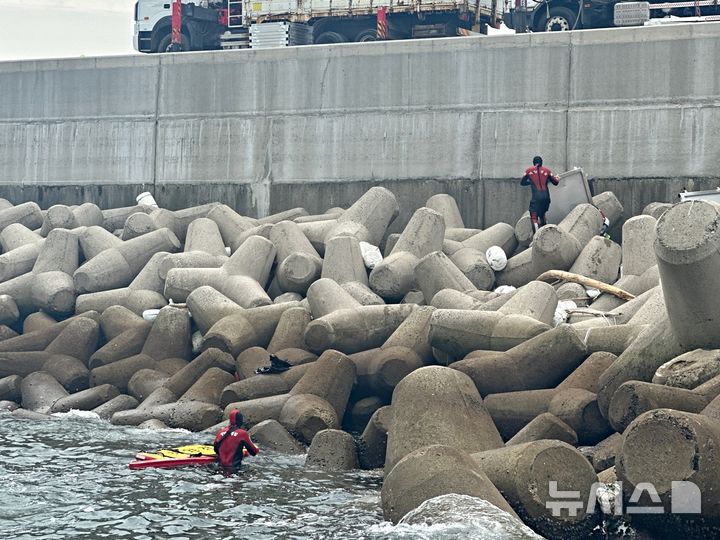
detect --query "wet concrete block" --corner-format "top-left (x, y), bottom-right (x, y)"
top-left (482, 389), bottom-right (558, 440)
top-left (89, 354), bottom-right (156, 393)
top-left (278, 394), bottom-right (339, 444)
top-left (91, 394), bottom-right (139, 420)
top-left (305, 429), bottom-right (358, 471)
top-left (248, 419), bottom-right (305, 454)
top-left (164, 348), bottom-right (233, 398)
top-left (127, 369), bottom-right (169, 402)
top-left (590, 432), bottom-right (622, 473)
top-left (20, 371), bottom-right (69, 413)
top-left (346, 395), bottom-right (385, 433)
top-left (223, 393), bottom-right (291, 428)
top-left (0, 374), bottom-right (23, 402)
top-left (471, 440), bottom-right (599, 539)
top-left (617, 409), bottom-right (720, 535)
top-left (382, 445), bottom-right (515, 524)
top-left (358, 405), bottom-right (392, 470)
top-left (385, 366), bottom-right (502, 474)
top-left (89, 325), bottom-right (152, 369)
top-left (43, 354), bottom-right (90, 393)
top-left (45, 317), bottom-right (100, 365)
top-left (50, 384), bottom-right (120, 413)
top-left (179, 367), bottom-right (234, 405)
top-left (352, 346), bottom-right (423, 402)
top-left (141, 306), bottom-right (191, 361)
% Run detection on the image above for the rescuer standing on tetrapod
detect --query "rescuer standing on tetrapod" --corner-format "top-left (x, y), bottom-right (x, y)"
top-left (521, 156), bottom-right (560, 232)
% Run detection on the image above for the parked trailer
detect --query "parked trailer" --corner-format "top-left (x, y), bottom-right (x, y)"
top-left (133, 0), bottom-right (501, 53)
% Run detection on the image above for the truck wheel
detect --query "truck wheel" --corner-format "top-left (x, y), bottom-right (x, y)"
top-left (538, 7), bottom-right (579, 32)
top-left (157, 33), bottom-right (190, 52)
top-left (314, 31), bottom-right (348, 44)
top-left (354, 29), bottom-right (377, 42)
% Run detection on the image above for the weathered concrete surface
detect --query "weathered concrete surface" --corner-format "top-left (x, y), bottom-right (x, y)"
top-left (2, 24), bottom-right (719, 227)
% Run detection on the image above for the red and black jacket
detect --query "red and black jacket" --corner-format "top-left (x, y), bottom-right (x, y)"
top-left (521, 165), bottom-right (559, 200)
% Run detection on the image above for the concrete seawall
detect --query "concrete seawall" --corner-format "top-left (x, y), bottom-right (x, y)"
top-left (1, 23), bottom-right (719, 229)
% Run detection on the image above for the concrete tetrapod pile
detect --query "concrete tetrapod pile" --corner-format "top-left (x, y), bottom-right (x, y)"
top-left (2, 189), bottom-right (720, 536)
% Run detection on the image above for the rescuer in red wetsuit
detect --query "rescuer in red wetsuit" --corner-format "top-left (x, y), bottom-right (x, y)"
top-left (521, 156), bottom-right (560, 232)
top-left (213, 409), bottom-right (259, 468)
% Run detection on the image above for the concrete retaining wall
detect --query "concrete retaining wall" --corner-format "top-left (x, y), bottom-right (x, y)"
top-left (1, 23), bottom-right (719, 229)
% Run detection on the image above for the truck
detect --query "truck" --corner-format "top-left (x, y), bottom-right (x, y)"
top-left (504, 0), bottom-right (720, 33)
top-left (133, 0), bottom-right (501, 53)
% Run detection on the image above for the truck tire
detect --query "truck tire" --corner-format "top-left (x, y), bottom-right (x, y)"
top-left (315, 31), bottom-right (348, 44)
top-left (537, 7), bottom-right (579, 32)
top-left (354, 29), bottom-right (377, 42)
top-left (157, 33), bottom-right (190, 52)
